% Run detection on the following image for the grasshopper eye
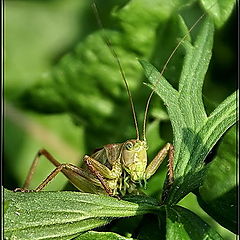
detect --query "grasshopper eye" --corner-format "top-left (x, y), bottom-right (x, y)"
top-left (125, 142), bottom-right (133, 150)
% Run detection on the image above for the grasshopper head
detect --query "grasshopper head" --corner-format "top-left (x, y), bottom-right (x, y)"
top-left (122, 139), bottom-right (148, 182)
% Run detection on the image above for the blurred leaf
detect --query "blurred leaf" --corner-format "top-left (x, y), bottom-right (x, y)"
top-left (4, 0), bottom-right (88, 100)
top-left (75, 231), bottom-right (135, 240)
top-left (4, 103), bottom-right (83, 191)
top-left (197, 125), bottom-right (237, 233)
top-left (4, 189), bottom-right (160, 240)
top-left (165, 205), bottom-right (223, 239)
top-left (4, 0), bottom-right (89, 191)
top-left (18, 0), bottom-right (178, 147)
top-left (200, 0), bottom-right (236, 27)
top-left (16, 0), bottom-right (218, 150)
top-left (140, 17), bottom-right (238, 204)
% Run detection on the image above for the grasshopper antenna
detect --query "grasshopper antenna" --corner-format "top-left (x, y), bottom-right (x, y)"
top-left (142, 5), bottom-right (214, 142)
top-left (92, 2), bottom-right (140, 140)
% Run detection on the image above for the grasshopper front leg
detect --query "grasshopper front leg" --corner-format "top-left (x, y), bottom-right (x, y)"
top-left (145, 143), bottom-right (174, 184)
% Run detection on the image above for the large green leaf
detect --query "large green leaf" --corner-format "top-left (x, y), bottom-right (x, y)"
top-left (200, 0), bottom-right (236, 27)
top-left (197, 125), bottom-right (237, 233)
top-left (4, 189), bottom-right (160, 240)
top-left (140, 16), bottom-right (238, 204)
top-left (165, 205), bottom-right (223, 239)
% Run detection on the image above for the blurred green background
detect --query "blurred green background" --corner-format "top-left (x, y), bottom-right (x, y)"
top-left (4, 0), bottom-right (237, 239)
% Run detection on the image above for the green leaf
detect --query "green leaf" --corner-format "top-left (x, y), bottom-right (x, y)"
top-left (200, 0), bottom-right (236, 27)
top-left (19, 0), bottom-right (173, 126)
top-left (140, 16), bottom-right (238, 204)
top-left (165, 205), bottom-right (223, 239)
top-left (191, 91), bottom-right (237, 171)
top-left (197, 125), bottom-right (237, 233)
top-left (4, 189), bottom-right (160, 240)
top-left (74, 231), bottom-right (135, 240)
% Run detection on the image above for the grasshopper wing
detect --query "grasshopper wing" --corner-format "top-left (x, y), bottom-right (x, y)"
top-left (91, 143), bottom-right (123, 167)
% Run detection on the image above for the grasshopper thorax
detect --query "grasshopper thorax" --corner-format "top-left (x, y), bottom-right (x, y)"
top-left (122, 139), bottom-right (148, 182)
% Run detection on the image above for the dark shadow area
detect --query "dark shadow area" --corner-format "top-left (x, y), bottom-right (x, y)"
top-left (197, 188), bottom-right (237, 234)
top-left (203, 7), bottom-right (237, 111)
top-left (166, 205), bottom-right (216, 238)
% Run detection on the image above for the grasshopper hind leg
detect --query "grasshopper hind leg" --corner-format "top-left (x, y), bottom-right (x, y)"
top-left (84, 155), bottom-right (114, 196)
top-left (14, 149), bottom-right (105, 195)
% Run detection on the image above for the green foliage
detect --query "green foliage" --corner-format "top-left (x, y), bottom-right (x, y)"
top-left (4, 189), bottom-right (158, 240)
top-left (165, 205), bottom-right (223, 239)
top-left (200, 0), bottom-right (236, 27)
top-left (140, 17), bottom-right (237, 205)
top-left (197, 125), bottom-right (237, 233)
top-left (4, 0), bottom-right (237, 240)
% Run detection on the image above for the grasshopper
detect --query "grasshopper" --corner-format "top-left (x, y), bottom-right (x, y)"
top-left (14, 3), bottom-right (207, 198)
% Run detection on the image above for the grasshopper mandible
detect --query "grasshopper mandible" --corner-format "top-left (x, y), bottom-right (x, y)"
top-left (14, 3), bottom-right (206, 198)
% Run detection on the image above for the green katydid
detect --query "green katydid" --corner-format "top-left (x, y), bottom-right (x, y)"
top-left (14, 3), bottom-right (206, 198)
